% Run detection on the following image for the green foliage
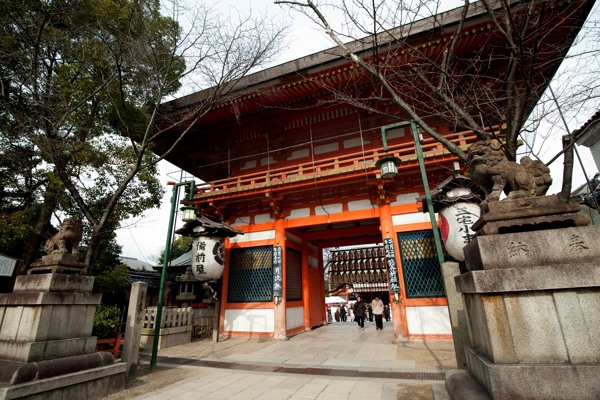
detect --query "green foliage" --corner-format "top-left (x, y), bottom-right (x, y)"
top-left (157, 235), bottom-right (193, 265)
top-left (93, 264), bottom-right (129, 306)
top-left (0, 0), bottom-right (284, 269)
top-left (92, 304), bottom-right (122, 339)
top-left (0, 0), bottom-right (174, 267)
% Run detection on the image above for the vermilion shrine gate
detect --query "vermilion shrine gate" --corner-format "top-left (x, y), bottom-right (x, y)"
top-left (154, 0), bottom-right (592, 341)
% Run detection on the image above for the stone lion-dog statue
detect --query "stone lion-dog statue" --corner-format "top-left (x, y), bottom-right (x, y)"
top-left (467, 140), bottom-right (552, 204)
top-left (44, 218), bottom-right (84, 255)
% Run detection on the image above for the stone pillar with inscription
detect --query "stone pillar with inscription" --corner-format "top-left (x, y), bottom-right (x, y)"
top-left (122, 282), bottom-right (147, 381)
top-left (445, 196), bottom-right (599, 400)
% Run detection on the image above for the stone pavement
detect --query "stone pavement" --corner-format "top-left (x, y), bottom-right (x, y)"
top-left (106, 320), bottom-right (457, 400)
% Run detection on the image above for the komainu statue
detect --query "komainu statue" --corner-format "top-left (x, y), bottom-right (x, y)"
top-left (44, 218), bottom-right (83, 255)
top-left (467, 140), bottom-right (553, 204)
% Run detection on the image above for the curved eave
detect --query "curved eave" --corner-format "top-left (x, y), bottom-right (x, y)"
top-left (158, 0), bottom-right (591, 130)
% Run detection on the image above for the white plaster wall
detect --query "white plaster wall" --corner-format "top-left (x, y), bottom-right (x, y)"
top-left (229, 230), bottom-right (275, 243)
top-left (224, 309), bottom-right (274, 333)
top-left (286, 232), bottom-right (302, 245)
top-left (591, 145), bottom-right (600, 171)
top-left (255, 214), bottom-right (275, 224)
top-left (308, 256), bottom-right (318, 268)
top-left (387, 126), bottom-right (407, 139)
top-left (314, 142), bottom-right (339, 155)
top-left (392, 212), bottom-right (435, 225)
top-left (315, 203), bottom-right (343, 215)
top-left (348, 199), bottom-right (372, 211)
top-left (406, 306), bottom-right (451, 335)
top-left (233, 217), bottom-right (251, 225)
top-left (289, 149), bottom-right (310, 160)
top-left (343, 137), bottom-right (370, 149)
top-left (577, 127), bottom-right (600, 171)
top-left (286, 306), bottom-right (305, 329)
top-left (260, 156), bottom-right (276, 166)
top-left (391, 192), bottom-right (420, 205)
top-left (290, 208), bottom-right (311, 219)
top-left (240, 160), bottom-right (257, 170)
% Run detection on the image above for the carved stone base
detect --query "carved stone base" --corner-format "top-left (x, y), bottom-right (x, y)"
top-left (448, 225), bottom-right (600, 400)
top-left (473, 195), bottom-right (589, 235)
top-left (464, 346), bottom-right (600, 400)
top-left (28, 253), bottom-right (86, 274)
top-left (0, 274), bottom-right (100, 364)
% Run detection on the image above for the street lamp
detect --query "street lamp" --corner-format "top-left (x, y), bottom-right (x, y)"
top-left (150, 180), bottom-right (197, 368)
top-left (180, 205), bottom-right (198, 223)
top-left (377, 126), bottom-right (402, 180)
top-left (376, 156), bottom-right (402, 180)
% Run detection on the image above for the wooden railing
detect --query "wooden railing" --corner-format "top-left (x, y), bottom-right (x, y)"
top-left (193, 129), bottom-right (479, 201)
top-left (143, 307), bottom-right (192, 330)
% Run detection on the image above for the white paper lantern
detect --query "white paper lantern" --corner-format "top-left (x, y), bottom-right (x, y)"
top-left (439, 189), bottom-right (480, 261)
top-left (191, 237), bottom-right (225, 281)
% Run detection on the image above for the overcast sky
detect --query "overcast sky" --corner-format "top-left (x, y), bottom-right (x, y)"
top-left (116, 0), bottom-right (599, 264)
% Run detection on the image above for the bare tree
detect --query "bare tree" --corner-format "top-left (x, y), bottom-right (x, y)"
top-left (275, 0), bottom-right (596, 170)
top-left (0, 0), bottom-right (285, 270)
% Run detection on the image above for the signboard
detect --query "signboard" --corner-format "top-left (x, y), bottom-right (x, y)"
top-left (272, 246), bottom-right (283, 297)
top-left (383, 238), bottom-right (400, 294)
top-left (191, 237), bottom-right (225, 281)
top-left (0, 254), bottom-right (18, 277)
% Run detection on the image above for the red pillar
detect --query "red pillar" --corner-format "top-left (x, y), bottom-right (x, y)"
top-left (379, 204), bottom-right (409, 341)
top-left (318, 245), bottom-right (326, 324)
top-left (273, 218), bottom-right (287, 339)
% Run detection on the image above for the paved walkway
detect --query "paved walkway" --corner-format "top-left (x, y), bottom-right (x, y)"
top-left (111, 320), bottom-right (456, 400)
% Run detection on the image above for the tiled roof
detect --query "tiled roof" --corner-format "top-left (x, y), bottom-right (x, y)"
top-left (119, 256), bottom-right (155, 272)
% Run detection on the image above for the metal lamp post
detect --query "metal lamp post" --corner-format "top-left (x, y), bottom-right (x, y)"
top-left (150, 180), bottom-right (197, 368)
top-left (379, 121), bottom-right (445, 266)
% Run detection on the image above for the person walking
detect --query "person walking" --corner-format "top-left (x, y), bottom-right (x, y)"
top-left (353, 296), bottom-right (366, 329)
top-left (372, 296), bottom-right (384, 330)
top-left (340, 304), bottom-right (347, 322)
top-left (383, 304), bottom-right (390, 322)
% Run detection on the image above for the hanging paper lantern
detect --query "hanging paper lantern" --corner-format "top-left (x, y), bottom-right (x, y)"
top-left (191, 237), bottom-right (225, 281)
top-left (438, 188), bottom-right (480, 261)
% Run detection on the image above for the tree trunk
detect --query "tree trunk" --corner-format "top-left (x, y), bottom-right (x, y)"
top-left (18, 177), bottom-right (61, 274)
top-left (85, 225), bottom-right (102, 274)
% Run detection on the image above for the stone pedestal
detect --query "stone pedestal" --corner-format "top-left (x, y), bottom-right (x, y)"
top-left (0, 273), bottom-right (100, 364)
top-left (28, 253), bottom-right (87, 275)
top-left (446, 223), bottom-right (600, 400)
top-left (0, 272), bottom-right (125, 398)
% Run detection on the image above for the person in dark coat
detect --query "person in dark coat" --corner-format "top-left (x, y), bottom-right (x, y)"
top-left (353, 296), bottom-right (366, 329)
top-left (383, 304), bottom-right (390, 322)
